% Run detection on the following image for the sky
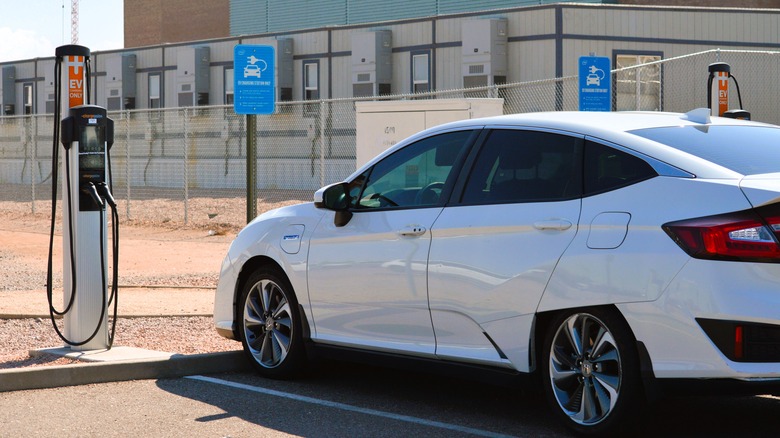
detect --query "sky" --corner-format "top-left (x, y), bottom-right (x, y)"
top-left (0, 0), bottom-right (123, 63)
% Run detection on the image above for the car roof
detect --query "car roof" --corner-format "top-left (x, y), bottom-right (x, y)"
top-left (354, 110), bottom-right (777, 181)
top-left (444, 109), bottom-right (765, 134)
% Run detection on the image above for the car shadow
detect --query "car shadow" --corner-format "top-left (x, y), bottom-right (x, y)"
top-left (155, 359), bottom-right (563, 437)
top-left (155, 359), bottom-right (780, 437)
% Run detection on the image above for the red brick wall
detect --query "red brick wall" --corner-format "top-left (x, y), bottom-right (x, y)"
top-left (124, 0), bottom-right (229, 48)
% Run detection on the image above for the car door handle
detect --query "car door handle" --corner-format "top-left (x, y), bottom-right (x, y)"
top-left (399, 225), bottom-right (427, 237)
top-left (533, 219), bottom-right (573, 231)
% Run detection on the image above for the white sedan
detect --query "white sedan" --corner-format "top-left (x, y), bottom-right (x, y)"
top-left (214, 109), bottom-right (780, 435)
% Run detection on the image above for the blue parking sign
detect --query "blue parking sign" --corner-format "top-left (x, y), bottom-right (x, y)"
top-left (234, 45), bottom-right (276, 115)
top-left (579, 56), bottom-right (611, 112)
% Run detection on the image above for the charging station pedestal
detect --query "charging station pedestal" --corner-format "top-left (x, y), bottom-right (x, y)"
top-left (60, 105), bottom-right (113, 350)
top-left (50, 44), bottom-right (116, 351)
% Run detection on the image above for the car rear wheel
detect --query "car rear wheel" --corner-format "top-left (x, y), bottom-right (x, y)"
top-left (542, 308), bottom-right (643, 435)
top-left (239, 267), bottom-right (305, 378)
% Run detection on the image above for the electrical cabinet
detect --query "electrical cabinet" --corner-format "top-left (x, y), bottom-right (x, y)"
top-left (177, 46), bottom-right (210, 107)
top-left (106, 54), bottom-right (137, 110)
top-left (276, 38), bottom-right (294, 101)
top-left (355, 98), bottom-right (504, 168)
top-left (461, 19), bottom-right (508, 90)
top-left (352, 30), bottom-right (392, 97)
top-left (1, 66), bottom-right (14, 115)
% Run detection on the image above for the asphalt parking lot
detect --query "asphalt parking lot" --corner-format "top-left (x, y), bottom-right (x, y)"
top-left (2, 359), bottom-right (780, 437)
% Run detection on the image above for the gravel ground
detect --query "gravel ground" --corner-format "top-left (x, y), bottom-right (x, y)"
top-left (0, 316), bottom-right (242, 369)
top-left (0, 194), bottom-right (315, 370)
top-left (0, 245), bottom-right (241, 369)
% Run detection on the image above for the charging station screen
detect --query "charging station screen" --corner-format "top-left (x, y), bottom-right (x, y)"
top-left (79, 125), bottom-right (105, 171)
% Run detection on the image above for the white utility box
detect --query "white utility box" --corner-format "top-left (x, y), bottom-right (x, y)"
top-left (355, 98), bottom-right (503, 168)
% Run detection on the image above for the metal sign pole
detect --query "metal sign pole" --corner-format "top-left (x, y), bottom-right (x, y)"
top-left (246, 113), bottom-right (257, 223)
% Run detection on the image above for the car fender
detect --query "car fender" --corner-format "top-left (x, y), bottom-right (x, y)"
top-left (228, 203), bottom-right (326, 317)
top-left (538, 177), bottom-right (751, 313)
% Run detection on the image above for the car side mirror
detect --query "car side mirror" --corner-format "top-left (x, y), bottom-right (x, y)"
top-left (314, 182), bottom-right (353, 227)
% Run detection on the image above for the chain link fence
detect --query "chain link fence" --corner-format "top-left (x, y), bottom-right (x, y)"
top-left (2, 49), bottom-right (779, 229)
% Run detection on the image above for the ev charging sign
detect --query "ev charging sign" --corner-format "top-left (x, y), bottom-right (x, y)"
top-left (578, 56), bottom-right (611, 112)
top-left (234, 45), bottom-right (275, 115)
top-left (65, 55), bottom-right (86, 108)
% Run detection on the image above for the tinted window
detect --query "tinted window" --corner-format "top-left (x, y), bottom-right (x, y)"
top-left (354, 130), bottom-right (474, 209)
top-left (461, 130), bottom-right (582, 204)
top-left (630, 125), bottom-right (780, 175)
top-left (584, 140), bottom-right (656, 195)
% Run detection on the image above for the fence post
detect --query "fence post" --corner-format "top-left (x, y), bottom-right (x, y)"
top-left (183, 108), bottom-right (190, 225)
top-left (319, 100), bottom-right (326, 188)
top-left (125, 109), bottom-right (131, 220)
top-left (30, 116), bottom-right (36, 214)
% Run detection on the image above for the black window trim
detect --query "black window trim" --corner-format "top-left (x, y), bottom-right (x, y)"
top-left (450, 126), bottom-right (586, 207)
top-left (584, 136), bottom-right (693, 180)
top-left (348, 127), bottom-right (482, 213)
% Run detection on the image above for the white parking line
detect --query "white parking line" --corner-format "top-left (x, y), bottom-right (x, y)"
top-left (187, 375), bottom-right (515, 438)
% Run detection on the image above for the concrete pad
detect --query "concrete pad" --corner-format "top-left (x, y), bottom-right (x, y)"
top-left (31, 346), bottom-right (175, 362)
top-left (0, 351), bottom-right (252, 393)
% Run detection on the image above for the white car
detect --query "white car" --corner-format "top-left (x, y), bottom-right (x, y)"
top-left (214, 109), bottom-right (780, 435)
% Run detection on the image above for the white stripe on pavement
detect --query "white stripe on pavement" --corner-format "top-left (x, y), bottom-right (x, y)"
top-left (187, 375), bottom-right (515, 438)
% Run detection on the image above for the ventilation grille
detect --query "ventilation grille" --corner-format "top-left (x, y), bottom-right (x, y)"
top-left (469, 64), bottom-right (485, 75)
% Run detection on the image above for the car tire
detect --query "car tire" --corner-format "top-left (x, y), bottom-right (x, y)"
top-left (238, 266), bottom-right (305, 378)
top-left (541, 307), bottom-right (644, 435)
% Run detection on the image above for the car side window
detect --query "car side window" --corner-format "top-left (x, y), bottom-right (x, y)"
top-left (461, 129), bottom-right (582, 204)
top-left (354, 130), bottom-right (474, 210)
top-left (584, 140), bottom-right (657, 196)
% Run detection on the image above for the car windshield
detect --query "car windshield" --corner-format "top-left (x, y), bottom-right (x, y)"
top-left (629, 125), bottom-right (780, 176)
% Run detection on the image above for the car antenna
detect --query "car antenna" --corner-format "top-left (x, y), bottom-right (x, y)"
top-left (681, 108), bottom-right (711, 124)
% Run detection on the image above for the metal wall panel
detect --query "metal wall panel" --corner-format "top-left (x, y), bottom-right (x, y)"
top-left (347, 0), bottom-right (435, 23)
top-left (438, 0), bottom-right (603, 14)
top-left (268, 0), bottom-right (346, 32)
top-left (231, 0), bottom-right (267, 35)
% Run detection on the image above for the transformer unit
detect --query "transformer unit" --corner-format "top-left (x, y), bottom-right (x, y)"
top-left (106, 54), bottom-right (137, 110)
top-left (462, 19), bottom-right (507, 92)
top-left (1, 66), bottom-right (14, 115)
top-left (177, 46), bottom-right (210, 107)
top-left (44, 60), bottom-right (56, 114)
top-left (276, 38), bottom-right (294, 102)
top-left (352, 30), bottom-right (392, 97)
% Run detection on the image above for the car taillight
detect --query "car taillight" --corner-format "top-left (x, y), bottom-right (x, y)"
top-left (663, 207), bottom-right (780, 262)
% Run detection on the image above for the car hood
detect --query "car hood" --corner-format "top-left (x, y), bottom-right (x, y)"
top-left (740, 173), bottom-right (780, 207)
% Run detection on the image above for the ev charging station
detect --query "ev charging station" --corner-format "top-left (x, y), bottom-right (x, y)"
top-left (47, 45), bottom-right (119, 351)
top-left (707, 62), bottom-right (751, 120)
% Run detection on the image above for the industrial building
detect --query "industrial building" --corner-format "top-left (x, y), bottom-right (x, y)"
top-left (1, 1), bottom-right (780, 116)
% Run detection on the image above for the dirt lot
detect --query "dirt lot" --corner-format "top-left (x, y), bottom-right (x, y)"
top-left (0, 198), bottom-right (306, 368)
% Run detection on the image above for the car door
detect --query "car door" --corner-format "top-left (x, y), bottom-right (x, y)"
top-left (427, 128), bottom-right (583, 369)
top-left (307, 129), bottom-right (477, 355)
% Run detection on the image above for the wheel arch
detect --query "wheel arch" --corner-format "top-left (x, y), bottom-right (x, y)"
top-left (532, 304), bottom-right (642, 373)
top-left (232, 255), bottom-right (312, 342)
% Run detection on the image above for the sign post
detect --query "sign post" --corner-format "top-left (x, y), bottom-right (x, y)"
top-left (234, 44), bottom-right (276, 223)
top-left (578, 56), bottom-right (611, 112)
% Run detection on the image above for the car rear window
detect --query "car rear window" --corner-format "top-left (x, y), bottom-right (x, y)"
top-left (629, 125), bottom-right (780, 175)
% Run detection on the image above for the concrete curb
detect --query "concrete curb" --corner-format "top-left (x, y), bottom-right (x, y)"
top-left (0, 314), bottom-right (213, 319)
top-left (0, 351), bottom-right (253, 393)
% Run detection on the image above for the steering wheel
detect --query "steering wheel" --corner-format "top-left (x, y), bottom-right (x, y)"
top-left (415, 182), bottom-right (445, 205)
top-left (369, 193), bottom-right (398, 207)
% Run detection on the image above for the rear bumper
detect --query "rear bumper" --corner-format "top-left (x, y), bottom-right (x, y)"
top-left (654, 377), bottom-right (780, 397)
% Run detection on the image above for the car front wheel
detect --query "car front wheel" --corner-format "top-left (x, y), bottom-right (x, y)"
top-left (542, 308), bottom-right (644, 435)
top-left (239, 267), bottom-right (305, 378)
